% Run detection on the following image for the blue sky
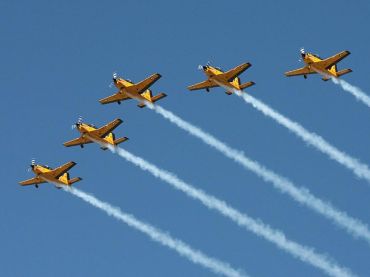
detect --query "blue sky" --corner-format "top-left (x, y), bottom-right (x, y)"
top-left (1, 0), bottom-right (370, 276)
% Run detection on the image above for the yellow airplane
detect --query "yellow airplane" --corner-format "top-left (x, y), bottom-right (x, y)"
top-left (188, 62), bottom-right (255, 94)
top-left (64, 117), bottom-right (128, 150)
top-left (285, 48), bottom-right (352, 81)
top-left (99, 72), bottom-right (167, 108)
top-left (19, 160), bottom-right (82, 189)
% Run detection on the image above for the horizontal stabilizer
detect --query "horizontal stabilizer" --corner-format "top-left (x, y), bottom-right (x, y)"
top-left (137, 93), bottom-right (167, 108)
top-left (114, 137), bottom-right (129, 145)
top-left (68, 177), bottom-right (82, 185)
top-left (240, 81), bottom-right (255, 90)
top-left (337, 68), bottom-right (352, 77)
top-left (151, 92), bottom-right (167, 103)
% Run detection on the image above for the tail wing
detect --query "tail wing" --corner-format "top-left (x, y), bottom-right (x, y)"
top-left (68, 177), bottom-right (82, 185)
top-left (137, 91), bottom-right (167, 108)
top-left (240, 81), bottom-right (255, 90)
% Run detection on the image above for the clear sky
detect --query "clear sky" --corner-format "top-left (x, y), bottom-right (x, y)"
top-left (1, 0), bottom-right (370, 276)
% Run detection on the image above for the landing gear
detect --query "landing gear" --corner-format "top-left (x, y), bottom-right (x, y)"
top-left (206, 88), bottom-right (210, 92)
top-left (35, 184), bottom-right (39, 188)
top-left (80, 144), bottom-right (84, 148)
top-left (117, 101), bottom-right (121, 105)
top-left (304, 75), bottom-right (307, 79)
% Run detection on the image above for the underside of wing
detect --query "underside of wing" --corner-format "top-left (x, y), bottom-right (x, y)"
top-left (187, 80), bottom-right (218, 91)
top-left (285, 67), bottom-right (315, 77)
top-left (49, 161), bottom-right (77, 178)
top-left (63, 137), bottom-right (93, 147)
top-left (222, 63), bottom-right (252, 81)
top-left (99, 93), bottom-right (130, 104)
top-left (19, 177), bottom-right (45, 186)
top-left (134, 73), bottom-right (162, 94)
top-left (90, 118), bottom-right (123, 138)
top-left (315, 51), bottom-right (351, 69)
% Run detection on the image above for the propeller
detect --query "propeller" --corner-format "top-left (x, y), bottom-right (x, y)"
top-left (197, 65), bottom-right (203, 70)
top-left (27, 158), bottom-right (36, 171)
top-left (298, 47), bottom-right (305, 62)
top-left (113, 72), bottom-right (118, 79)
top-left (72, 116), bottom-right (83, 129)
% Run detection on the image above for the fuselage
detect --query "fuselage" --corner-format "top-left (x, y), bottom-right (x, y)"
top-left (302, 53), bottom-right (337, 77)
top-left (76, 123), bottom-right (111, 145)
top-left (114, 78), bottom-right (148, 102)
top-left (31, 165), bottom-right (65, 185)
top-left (202, 66), bottom-right (240, 90)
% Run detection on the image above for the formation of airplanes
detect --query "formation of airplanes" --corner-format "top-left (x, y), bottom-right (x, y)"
top-left (20, 49), bottom-right (352, 189)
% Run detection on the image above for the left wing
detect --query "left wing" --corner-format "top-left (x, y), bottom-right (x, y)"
top-left (187, 80), bottom-right (218, 91)
top-left (90, 118), bottom-right (123, 138)
top-left (99, 93), bottom-right (130, 105)
top-left (221, 63), bottom-right (252, 81)
top-left (19, 177), bottom-right (46, 186)
top-left (315, 51), bottom-right (351, 69)
top-left (48, 161), bottom-right (77, 179)
top-left (134, 74), bottom-right (162, 94)
top-left (285, 66), bottom-right (315, 77)
top-left (64, 137), bottom-right (93, 147)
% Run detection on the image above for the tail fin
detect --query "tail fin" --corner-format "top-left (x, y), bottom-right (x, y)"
top-left (104, 133), bottom-right (115, 144)
top-left (240, 81), bottom-right (255, 90)
top-left (337, 69), bottom-right (352, 77)
top-left (141, 90), bottom-right (153, 101)
top-left (68, 177), bottom-right (82, 185)
top-left (59, 172), bottom-right (81, 186)
top-left (59, 173), bottom-right (69, 184)
top-left (137, 92), bottom-right (167, 108)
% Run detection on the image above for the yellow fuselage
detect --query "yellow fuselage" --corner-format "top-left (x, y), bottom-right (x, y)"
top-left (32, 165), bottom-right (66, 185)
top-left (204, 66), bottom-right (241, 90)
top-left (115, 79), bottom-right (150, 102)
top-left (77, 123), bottom-right (115, 145)
top-left (303, 54), bottom-right (337, 77)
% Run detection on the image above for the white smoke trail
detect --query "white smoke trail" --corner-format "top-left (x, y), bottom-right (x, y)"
top-left (146, 104), bottom-right (370, 245)
top-left (64, 187), bottom-right (246, 277)
top-left (232, 90), bottom-right (370, 183)
top-left (331, 78), bottom-right (370, 109)
top-left (108, 145), bottom-right (355, 277)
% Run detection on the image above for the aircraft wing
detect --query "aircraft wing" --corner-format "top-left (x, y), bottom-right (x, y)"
top-left (222, 63), bottom-right (252, 81)
top-left (134, 73), bottom-right (162, 94)
top-left (49, 161), bottom-right (77, 178)
top-left (99, 93), bottom-right (130, 104)
top-left (64, 137), bottom-right (93, 147)
top-left (19, 177), bottom-right (45, 186)
top-left (285, 66), bottom-right (315, 77)
top-left (90, 118), bottom-right (123, 138)
top-left (187, 80), bottom-right (218, 91)
top-left (315, 51), bottom-right (351, 69)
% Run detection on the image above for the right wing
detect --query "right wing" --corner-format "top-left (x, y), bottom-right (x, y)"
top-left (63, 137), bottom-right (93, 147)
top-left (133, 73), bottom-right (162, 94)
top-left (222, 63), bottom-right (252, 81)
top-left (90, 118), bottom-right (123, 138)
top-left (187, 80), bottom-right (218, 91)
top-left (49, 161), bottom-right (77, 179)
top-left (315, 51), bottom-right (351, 69)
top-left (285, 66), bottom-right (315, 77)
top-left (99, 93), bottom-right (130, 104)
top-left (19, 177), bottom-right (45, 186)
